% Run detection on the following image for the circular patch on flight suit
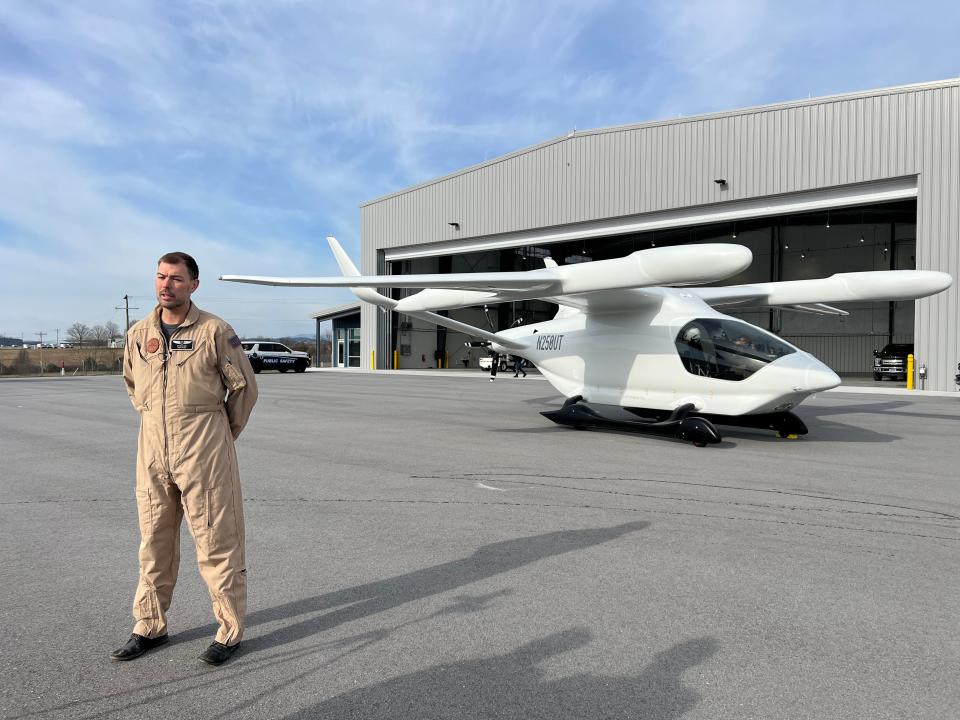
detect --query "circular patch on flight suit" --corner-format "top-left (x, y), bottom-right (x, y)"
top-left (146, 338), bottom-right (160, 354)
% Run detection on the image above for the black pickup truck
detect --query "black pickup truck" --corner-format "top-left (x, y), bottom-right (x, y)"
top-left (872, 343), bottom-right (913, 381)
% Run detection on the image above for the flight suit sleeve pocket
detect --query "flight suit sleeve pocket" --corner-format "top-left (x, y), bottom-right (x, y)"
top-left (222, 362), bottom-right (247, 392)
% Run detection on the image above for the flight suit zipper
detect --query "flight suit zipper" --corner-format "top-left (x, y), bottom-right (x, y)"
top-left (162, 320), bottom-right (194, 475)
top-left (161, 332), bottom-right (170, 476)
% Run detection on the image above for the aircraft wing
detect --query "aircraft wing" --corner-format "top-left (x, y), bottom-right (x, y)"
top-left (218, 271), bottom-right (557, 291)
top-left (221, 237), bottom-right (754, 312)
top-left (690, 271), bottom-right (952, 309)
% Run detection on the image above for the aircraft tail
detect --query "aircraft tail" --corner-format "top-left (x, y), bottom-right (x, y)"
top-left (326, 236), bottom-right (397, 310)
top-left (325, 236), bottom-right (526, 350)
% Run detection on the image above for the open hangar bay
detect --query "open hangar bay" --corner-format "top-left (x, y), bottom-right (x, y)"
top-left (1, 371), bottom-right (958, 719)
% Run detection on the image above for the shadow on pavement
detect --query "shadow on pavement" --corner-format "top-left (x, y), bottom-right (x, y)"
top-left (283, 629), bottom-right (719, 719)
top-left (178, 521), bottom-right (650, 653)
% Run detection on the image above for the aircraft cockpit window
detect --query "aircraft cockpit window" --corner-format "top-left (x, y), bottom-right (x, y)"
top-left (675, 319), bottom-right (796, 381)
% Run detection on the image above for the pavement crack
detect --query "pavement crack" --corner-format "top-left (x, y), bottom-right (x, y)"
top-left (412, 473), bottom-right (960, 522)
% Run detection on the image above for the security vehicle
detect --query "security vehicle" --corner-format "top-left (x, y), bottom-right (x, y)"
top-left (241, 341), bottom-right (311, 374)
top-left (872, 343), bottom-right (913, 381)
top-left (223, 237), bottom-right (951, 446)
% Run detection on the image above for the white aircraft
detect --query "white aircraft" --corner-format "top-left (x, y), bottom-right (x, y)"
top-left (222, 237), bottom-right (951, 446)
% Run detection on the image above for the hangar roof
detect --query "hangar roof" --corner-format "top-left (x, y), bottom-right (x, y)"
top-left (311, 302), bottom-right (362, 321)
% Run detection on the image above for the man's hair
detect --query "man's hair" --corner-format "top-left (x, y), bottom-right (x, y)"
top-left (158, 252), bottom-right (199, 280)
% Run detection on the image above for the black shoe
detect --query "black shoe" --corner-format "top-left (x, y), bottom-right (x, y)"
top-left (199, 641), bottom-right (240, 666)
top-left (110, 633), bottom-right (169, 661)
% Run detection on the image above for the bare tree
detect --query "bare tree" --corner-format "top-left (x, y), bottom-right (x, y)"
top-left (66, 323), bottom-right (90, 347)
top-left (104, 320), bottom-right (121, 345)
top-left (90, 325), bottom-right (110, 347)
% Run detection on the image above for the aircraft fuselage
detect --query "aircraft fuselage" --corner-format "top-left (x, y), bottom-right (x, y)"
top-left (493, 289), bottom-right (841, 417)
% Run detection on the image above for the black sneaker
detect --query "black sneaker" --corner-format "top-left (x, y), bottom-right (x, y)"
top-left (198, 641), bottom-right (240, 666)
top-left (110, 633), bottom-right (169, 661)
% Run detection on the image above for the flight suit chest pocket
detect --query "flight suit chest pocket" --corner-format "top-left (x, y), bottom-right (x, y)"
top-left (132, 343), bottom-right (162, 410)
top-left (175, 342), bottom-right (224, 411)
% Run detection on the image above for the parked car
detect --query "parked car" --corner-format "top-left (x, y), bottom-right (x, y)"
top-left (241, 341), bottom-right (311, 374)
top-left (479, 354), bottom-right (511, 372)
top-left (873, 343), bottom-right (913, 381)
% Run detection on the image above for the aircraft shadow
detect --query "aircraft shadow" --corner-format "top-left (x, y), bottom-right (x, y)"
top-left (490, 417), bottom-right (900, 445)
top-left (720, 421), bottom-right (899, 444)
top-left (282, 629), bottom-right (719, 720)
top-left (802, 399), bottom-right (960, 423)
top-left (176, 522), bottom-right (650, 652)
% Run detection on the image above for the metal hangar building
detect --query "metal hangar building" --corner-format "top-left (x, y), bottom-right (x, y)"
top-left (353, 79), bottom-right (959, 390)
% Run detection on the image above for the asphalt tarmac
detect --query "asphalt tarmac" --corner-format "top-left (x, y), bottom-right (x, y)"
top-left (1, 372), bottom-right (958, 719)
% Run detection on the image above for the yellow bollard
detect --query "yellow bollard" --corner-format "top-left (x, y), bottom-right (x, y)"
top-left (371, 350), bottom-right (375, 371)
top-left (445, 352), bottom-right (449, 369)
top-left (906, 353), bottom-right (914, 390)
top-left (393, 349), bottom-right (399, 370)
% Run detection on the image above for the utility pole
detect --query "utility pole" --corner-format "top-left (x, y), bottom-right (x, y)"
top-left (37, 331), bottom-right (46, 374)
top-left (116, 295), bottom-right (140, 333)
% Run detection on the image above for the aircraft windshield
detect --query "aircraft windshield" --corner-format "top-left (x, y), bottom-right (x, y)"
top-left (675, 319), bottom-right (796, 381)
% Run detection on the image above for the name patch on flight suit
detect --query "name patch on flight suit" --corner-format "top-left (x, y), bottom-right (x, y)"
top-left (170, 339), bottom-right (194, 351)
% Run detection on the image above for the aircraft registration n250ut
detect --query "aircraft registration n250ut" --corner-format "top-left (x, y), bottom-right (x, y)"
top-left (222, 237), bottom-right (951, 446)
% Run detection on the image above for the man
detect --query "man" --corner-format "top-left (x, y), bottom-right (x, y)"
top-left (113, 252), bottom-right (257, 666)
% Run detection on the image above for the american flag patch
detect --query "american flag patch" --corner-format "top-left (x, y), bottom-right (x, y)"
top-left (228, 335), bottom-right (241, 348)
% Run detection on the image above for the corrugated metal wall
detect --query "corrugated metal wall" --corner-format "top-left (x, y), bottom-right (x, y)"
top-left (361, 80), bottom-right (959, 390)
top-left (783, 334), bottom-right (912, 375)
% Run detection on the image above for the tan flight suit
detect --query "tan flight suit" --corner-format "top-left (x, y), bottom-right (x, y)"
top-left (123, 303), bottom-right (257, 646)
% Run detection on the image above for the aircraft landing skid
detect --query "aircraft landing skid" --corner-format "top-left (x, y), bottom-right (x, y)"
top-left (541, 400), bottom-right (721, 447)
top-left (541, 399), bottom-right (808, 447)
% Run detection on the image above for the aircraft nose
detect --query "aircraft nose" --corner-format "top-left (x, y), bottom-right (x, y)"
top-left (805, 358), bottom-right (841, 392)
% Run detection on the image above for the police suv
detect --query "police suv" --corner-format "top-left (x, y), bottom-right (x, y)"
top-left (241, 341), bottom-right (311, 374)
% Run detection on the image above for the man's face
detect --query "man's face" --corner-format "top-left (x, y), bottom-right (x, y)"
top-left (156, 261), bottom-right (199, 310)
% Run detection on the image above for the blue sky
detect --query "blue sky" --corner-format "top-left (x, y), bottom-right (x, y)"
top-left (1, 0), bottom-right (958, 340)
